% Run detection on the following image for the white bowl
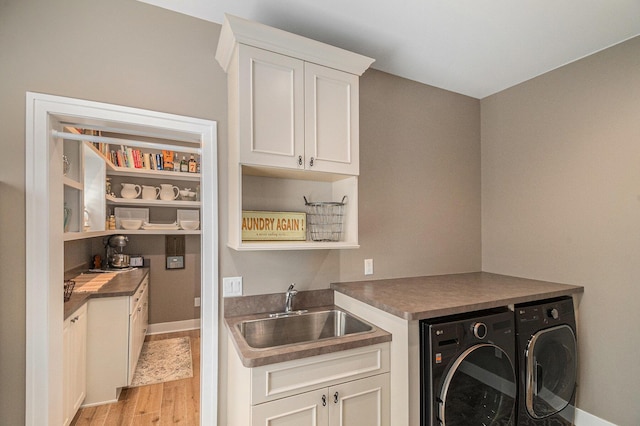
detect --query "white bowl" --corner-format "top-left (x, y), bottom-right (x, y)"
top-left (120, 219), bottom-right (142, 230)
top-left (180, 220), bottom-right (200, 230)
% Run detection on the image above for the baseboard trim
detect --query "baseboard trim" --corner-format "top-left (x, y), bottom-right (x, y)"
top-left (575, 408), bottom-right (617, 426)
top-left (147, 319), bottom-right (201, 335)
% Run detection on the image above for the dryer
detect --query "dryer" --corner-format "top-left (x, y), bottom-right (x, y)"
top-left (514, 297), bottom-right (577, 426)
top-left (420, 308), bottom-right (517, 426)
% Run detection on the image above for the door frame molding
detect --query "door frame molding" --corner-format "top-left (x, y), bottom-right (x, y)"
top-left (25, 92), bottom-right (219, 425)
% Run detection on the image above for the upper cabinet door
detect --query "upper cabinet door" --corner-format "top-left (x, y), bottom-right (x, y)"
top-left (305, 63), bottom-right (359, 175)
top-left (238, 44), bottom-right (305, 169)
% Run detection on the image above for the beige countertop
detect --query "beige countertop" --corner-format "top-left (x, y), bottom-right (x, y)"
top-left (225, 306), bottom-right (392, 368)
top-left (63, 267), bottom-right (149, 320)
top-left (331, 272), bottom-right (584, 321)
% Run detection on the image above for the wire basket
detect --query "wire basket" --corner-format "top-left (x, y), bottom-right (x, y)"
top-left (64, 280), bottom-right (75, 302)
top-left (304, 196), bottom-right (346, 242)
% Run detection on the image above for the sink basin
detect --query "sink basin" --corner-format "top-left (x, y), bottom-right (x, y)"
top-left (237, 309), bottom-right (374, 349)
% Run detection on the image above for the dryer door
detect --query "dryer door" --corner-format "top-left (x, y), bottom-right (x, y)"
top-left (439, 343), bottom-right (516, 425)
top-left (526, 324), bottom-right (577, 419)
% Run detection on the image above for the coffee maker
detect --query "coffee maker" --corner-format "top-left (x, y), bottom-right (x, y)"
top-left (104, 235), bottom-right (130, 268)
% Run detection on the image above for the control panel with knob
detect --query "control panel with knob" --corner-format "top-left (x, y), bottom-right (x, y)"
top-left (471, 322), bottom-right (487, 339)
top-left (547, 307), bottom-right (560, 320)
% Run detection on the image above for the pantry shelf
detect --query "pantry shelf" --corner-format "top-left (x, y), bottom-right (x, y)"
top-left (106, 195), bottom-right (201, 208)
top-left (85, 143), bottom-right (201, 182)
top-left (229, 240), bottom-right (359, 251)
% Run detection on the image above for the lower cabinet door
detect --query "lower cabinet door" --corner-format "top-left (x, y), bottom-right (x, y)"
top-left (63, 303), bottom-right (88, 426)
top-left (329, 374), bottom-right (390, 426)
top-left (62, 318), bottom-right (72, 426)
top-left (71, 305), bottom-right (88, 413)
top-left (252, 388), bottom-right (329, 426)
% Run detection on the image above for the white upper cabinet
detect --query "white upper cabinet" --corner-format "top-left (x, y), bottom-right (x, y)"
top-left (217, 13), bottom-right (372, 176)
top-left (305, 63), bottom-right (359, 175)
top-left (238, 44), bottom-right (305, 169)
top-left (216, 14), bottom-right (373, 250)
top-left (235, 45), bottom-right (360, 174)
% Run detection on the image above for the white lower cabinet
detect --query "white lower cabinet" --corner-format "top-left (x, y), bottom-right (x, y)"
top-left (128, 278), bottom-right (149, 380)
top-left (228, 340), bottom-right (390, 426)
top-left (63, 303), bottom-right (87, 426)
top-left (252, 374), bottom-right (389, 426)
top-left (252, 388), bottom-right (328, 426)
top-left (84, 275), bottom-right (149, 405)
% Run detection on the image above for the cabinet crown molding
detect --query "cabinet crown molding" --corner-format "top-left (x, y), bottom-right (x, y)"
top-left (215, 14), bottom-right (375, 75)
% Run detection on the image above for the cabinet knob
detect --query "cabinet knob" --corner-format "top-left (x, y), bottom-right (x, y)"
top-left (309, 157), bottom-right (315, 167)
top-left (333, 391), bottom-right (339, 403)
top-left (298, 155), bottom-right (303, 166)
top-left (322, 395), bottom-right (326, 406)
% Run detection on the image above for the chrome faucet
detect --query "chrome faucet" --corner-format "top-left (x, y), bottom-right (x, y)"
top-left (284, 283), bottom-right (297, 313)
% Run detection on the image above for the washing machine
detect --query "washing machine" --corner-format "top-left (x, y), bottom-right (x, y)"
top-left (514, 297), bottom-right (577, 426)
top-left (420, 308), bottom-right (517, 426)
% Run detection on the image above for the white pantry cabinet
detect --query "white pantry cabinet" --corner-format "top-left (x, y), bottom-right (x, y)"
top-left (216, 14), bottom-right (373, 250)
top-left (227, 340), bottom-right (390, 426)
top-left (84, 275), bottom-right (149, 405)
top-left (62, 303), bottom-right (87, 426)
top-left (127, 275), bottom-right (149, 381)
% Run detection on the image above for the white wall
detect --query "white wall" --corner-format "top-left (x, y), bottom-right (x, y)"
top-left (481, 36), bottom-right (640, 426)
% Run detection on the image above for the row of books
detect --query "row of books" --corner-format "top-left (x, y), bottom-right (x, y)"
top-left (93, 143), bottom-right (192, 172)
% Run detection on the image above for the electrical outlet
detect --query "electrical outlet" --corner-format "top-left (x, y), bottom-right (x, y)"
top-left (223, 276), bottom-right (243, 297)
top-left (364, 258), bottom-right (374, 275)
top-left (194, 297), bottom-right (201, 307)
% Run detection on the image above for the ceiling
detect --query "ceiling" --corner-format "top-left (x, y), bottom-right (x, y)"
top-left (139, 0), bottom-right (640, 99)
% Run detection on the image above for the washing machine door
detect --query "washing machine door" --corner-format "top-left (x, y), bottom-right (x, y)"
top-left (439, 343), bottom-right (516, 425)
top-left (526, 324), bottom-right (577, 419)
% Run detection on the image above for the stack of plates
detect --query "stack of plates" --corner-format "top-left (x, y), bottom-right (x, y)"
top-left (142, 222), bottom-right (180, 230)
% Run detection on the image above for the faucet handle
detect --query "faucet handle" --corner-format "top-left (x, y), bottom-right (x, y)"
top-left (287, 283), bottom-right (296, 293)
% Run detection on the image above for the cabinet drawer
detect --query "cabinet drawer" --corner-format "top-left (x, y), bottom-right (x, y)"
top-left (129, 276), bottom-right (148, 313)
top-left (251, 342), bottom-right (389, 404)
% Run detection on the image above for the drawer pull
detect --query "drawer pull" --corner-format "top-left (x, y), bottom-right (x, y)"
top-left (298, 155), bottom-right (303, 166)
top-left (322, 395), bottom-right (326, 407)
top-left (333, 392), bottom-right (339, 403)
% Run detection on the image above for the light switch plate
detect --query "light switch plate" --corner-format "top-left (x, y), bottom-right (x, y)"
top-left (364, 258), bottom-right (374, 275)
top-left (223, 276), bottom-right (243, 297)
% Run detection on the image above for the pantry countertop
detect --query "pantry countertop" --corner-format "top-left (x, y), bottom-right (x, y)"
top-left (63, 267), bottom-right (149, 319)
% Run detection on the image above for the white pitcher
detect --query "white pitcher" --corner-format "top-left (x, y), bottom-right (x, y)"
top-left (159, 184), bottom-right (180, 201)
top-left (120, 183), bottom-right (141, 199)
top-left (141, 185), bottom-right (160, 200)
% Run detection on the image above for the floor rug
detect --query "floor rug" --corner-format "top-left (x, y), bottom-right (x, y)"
top-left (130, 337), bottom-right (193, 387)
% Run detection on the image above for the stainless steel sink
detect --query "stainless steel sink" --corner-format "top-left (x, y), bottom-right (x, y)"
top-left (237, 309), bottom-right (374, 349)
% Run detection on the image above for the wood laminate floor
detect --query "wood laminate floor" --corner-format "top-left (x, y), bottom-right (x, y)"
top-left (71, 329), bottom-right (200, 425)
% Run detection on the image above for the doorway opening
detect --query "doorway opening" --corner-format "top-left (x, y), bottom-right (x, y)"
top-left (25, 92), bottom-right (218, 425)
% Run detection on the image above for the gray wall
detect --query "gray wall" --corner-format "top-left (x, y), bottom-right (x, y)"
top-left (1, 1), bottom-right (479, 422)
top-left (482, 36), bottom-right (640, 426)
top-left (340, 70), bottom-right (481, 281)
